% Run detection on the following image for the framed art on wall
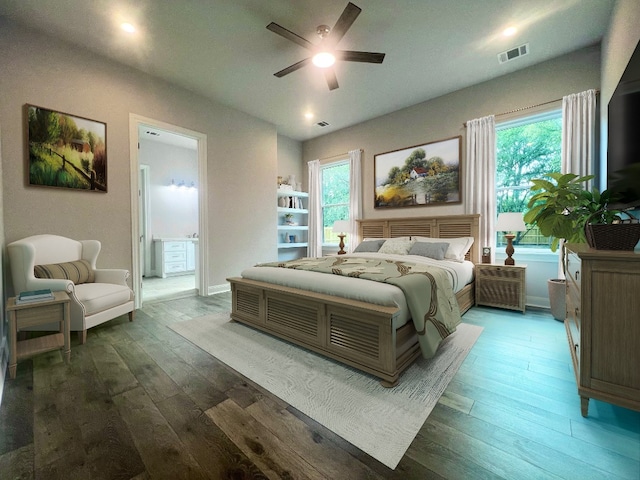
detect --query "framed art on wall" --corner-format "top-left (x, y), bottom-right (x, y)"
top-left (374, 136), bottom-right (461, 209)
top-left (26, 104), bottom-right (107, 192)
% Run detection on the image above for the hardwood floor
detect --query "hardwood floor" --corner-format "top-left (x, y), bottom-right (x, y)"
top-left (1, 293), bottom-right (639, 479)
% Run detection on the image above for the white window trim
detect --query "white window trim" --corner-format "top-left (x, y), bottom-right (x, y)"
top-left (320, 159), bottom-right (350, 245)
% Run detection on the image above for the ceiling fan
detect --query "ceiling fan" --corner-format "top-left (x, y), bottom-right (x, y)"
top-left (266, 2), bottom-right (385, 91)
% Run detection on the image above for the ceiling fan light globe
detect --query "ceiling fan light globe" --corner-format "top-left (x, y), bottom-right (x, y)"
top-left (312, 52), bottom-right (336, 68)
top-left (316, 25), bottom-right (331, 38)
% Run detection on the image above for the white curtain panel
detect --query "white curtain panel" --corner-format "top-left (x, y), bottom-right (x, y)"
top-left (347, 149), bottom-right (362, 253)
top-left (561, 89), bottom-right (596, 185)
top-left (558, 89), bottom-right (596, 276)
top-left (464, 115), bottom-right (497, 257)
top-left (307, 159), bottom-right (322, 257)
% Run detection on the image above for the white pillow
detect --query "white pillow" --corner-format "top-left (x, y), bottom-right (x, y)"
top-left (378, 237), bottom-right (415, 255)
top-left (412, 236), bottom-right (474, 262)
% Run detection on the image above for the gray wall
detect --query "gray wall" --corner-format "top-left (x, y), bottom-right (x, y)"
top-left (301, 45), bottom-right (602, 308)
top-left (302, 45), bottom-right (602, 221)
top-left (138, 140), bottom-right (199, 240)
top-left (0, 18), bottom-right (278, 294)
top-left (277, 134), bottom-right (303, 189)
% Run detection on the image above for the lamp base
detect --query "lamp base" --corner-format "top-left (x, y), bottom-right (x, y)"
top-left (504, 234), bottom-right (515, 265)
top-left (337, 234), bottom-right (346, 255)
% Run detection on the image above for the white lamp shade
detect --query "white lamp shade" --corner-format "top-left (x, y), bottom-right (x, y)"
top-left (495, 212), bottom-right (526, 232)
top-left (332, 220), bottom-right (350, 234)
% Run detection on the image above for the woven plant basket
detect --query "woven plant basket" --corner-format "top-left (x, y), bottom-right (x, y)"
top-left (584, 211), bottom-right (640, 251)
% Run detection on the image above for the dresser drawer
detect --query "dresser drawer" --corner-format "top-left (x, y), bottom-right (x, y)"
top-left (164, 241), bottom-right (187, 252)
top-left (566, 281), bottom-right (580, 331)
top-left (476, 265), bottom-right (525, 281)
top-left (565, 251), bottom-right (581, 291)
top-left (164, 251), bottom-right (186, 262)
top-left (164, 262), bottom-right (187, 274)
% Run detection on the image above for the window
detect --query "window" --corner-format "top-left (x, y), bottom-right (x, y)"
top-left (496, 110), bottom-right (562, 249)
top-left (321, 161), bottom-right (350, 244)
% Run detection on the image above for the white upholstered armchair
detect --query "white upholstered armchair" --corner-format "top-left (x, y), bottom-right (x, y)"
top-left (7, 234), bottom-right (135, 344)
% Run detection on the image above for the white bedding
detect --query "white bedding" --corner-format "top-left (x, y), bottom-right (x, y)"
top-left (240, 253), bottom-right (474, 329)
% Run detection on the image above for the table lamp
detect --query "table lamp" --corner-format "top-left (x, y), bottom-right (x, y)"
top-left (495, 212), bottom-right (526, 265)
top-left (332, 220), bottom-right (350, 255)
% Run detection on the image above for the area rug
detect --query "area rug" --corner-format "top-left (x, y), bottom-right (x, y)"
top-left (169, 313), bottom-right (482, 469)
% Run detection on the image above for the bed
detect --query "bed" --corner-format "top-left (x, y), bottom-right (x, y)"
top-left (227, 214), bottom-right (480, 387)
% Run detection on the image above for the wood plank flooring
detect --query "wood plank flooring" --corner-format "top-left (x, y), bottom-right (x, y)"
top-left (1, 293), bottom-right (639, 479)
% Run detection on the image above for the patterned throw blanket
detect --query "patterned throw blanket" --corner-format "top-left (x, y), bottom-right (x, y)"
top-left (257, 256), bottom-right (461, 359)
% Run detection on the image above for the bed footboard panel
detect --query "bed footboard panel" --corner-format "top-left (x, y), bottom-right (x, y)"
top-left (229, 277), bottom-right (403, 383)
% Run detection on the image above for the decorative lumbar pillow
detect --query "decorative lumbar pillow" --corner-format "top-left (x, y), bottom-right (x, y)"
top-left (34, 259), bottom-right (95, 284)
top-left (409, 241), bottom-right (450, 260)
top-left (353, 239), bottom-right (386, 253)
top-left (412, 236), bottom-right (474, 262)
top-left (378, 237), bottom-right (415, 255)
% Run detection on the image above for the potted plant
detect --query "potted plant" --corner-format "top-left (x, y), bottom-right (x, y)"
top-left (523, 172), bottom-right (626, 320)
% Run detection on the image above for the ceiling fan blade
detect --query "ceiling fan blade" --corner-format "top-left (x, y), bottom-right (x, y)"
top-left (324, 68), bottom-right (339, 90)
top-left (274, 57), bottom-right (312, 77)
top-left (337, 50), bottom-right (385, 63)
top-left (267, 22), bottom-right (314, 50)
top-left (324, 2), bottom-right (361, 48)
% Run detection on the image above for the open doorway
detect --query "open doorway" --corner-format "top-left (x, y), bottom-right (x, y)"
top-left (129, 114), bottom-right (208, 308)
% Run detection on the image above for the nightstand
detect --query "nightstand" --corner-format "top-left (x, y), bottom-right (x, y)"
top-left (475, 263), bottom-right (526, 313)
top-left (6, 291), bottom-right (71, 379)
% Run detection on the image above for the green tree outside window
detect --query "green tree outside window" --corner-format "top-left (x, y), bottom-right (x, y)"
top-left (496, 113), bottom-right (562, 248)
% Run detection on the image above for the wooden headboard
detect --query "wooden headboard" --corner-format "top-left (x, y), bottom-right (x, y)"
top-left (358, 214), bottom-right (480, 263)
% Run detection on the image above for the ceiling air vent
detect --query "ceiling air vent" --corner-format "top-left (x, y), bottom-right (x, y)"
top-left (316, 121), bottom-right (330, 127)
top-left (498, 43), bottom-right (529, 64)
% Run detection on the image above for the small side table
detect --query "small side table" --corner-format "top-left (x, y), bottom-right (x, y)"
top-left (475, 263), bottom-right (527, 313)
top-left (7, 291), bottom-right (71, 379)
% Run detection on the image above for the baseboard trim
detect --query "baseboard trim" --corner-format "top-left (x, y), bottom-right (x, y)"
top-left (208, 283), bottom-right (230, 296)
top-left (0, 336), bottom-right (7, 408)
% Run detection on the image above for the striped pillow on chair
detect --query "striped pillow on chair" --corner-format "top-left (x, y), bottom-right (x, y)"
top-left (34, 259), bottom-right (95, 284)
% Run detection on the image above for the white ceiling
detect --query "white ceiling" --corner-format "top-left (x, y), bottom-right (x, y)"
top-left (0, 0), bottom-right (615, 142)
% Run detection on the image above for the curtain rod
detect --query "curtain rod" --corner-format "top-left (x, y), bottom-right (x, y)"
top-left (463, 90), bottom-right (600, 127)
top-left (319, 149), bottom-right (363, 163)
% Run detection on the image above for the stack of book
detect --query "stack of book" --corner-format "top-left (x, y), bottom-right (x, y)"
top-left (16, 289), bottom-right (54, 305)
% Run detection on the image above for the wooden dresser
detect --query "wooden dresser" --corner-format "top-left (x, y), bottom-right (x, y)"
top-left (564, 244), bottom-right (640, 416)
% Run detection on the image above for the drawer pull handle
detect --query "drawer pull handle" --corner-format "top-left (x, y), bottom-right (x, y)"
top-left (575, 270), bottom-right (579, 279)
top-left (575, 307), bottom-right (579, 316)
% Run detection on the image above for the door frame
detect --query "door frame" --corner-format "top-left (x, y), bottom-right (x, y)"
top-left (138, 164), bottom-right (151, 277)
top-left (129, 114), bottom-right (208, 309)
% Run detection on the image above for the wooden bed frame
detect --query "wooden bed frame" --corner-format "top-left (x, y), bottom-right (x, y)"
top-left (228, 214), bottom-right (480, 387)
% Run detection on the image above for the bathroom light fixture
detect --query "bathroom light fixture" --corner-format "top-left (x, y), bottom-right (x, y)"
top-left (169, 179), bottom-right (197, 191)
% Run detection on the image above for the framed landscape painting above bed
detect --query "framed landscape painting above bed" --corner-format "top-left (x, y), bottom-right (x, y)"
top-left (374, 136), bottom-right (461, 209)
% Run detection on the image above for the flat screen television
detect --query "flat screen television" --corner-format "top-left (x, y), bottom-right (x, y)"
top-left (607, 40), bottom-right (640, 206)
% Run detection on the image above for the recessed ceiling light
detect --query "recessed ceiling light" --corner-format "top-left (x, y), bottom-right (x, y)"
top-left (503, 26), bottom-right (517, 37)
top-left (121, 22), bottom-right (136, 34)
top-left (304, 112), bottom-right (314, 120)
